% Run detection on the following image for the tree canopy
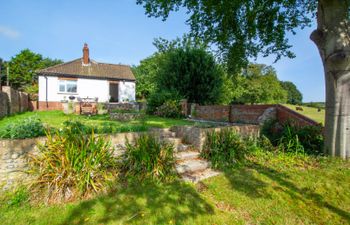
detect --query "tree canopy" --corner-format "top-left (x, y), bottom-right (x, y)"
top-left (280, 81), bottom-right (303, 105)
top-left (233, 64), bottom-right (288, 104)
top-left (137, 0), bottom-right (316, 73)
top-left (156, 47), bottom-right (225, 105)
top-left (7, 49), bottom-right (62, 89)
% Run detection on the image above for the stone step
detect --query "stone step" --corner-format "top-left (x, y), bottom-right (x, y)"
top-left (164, 137), bottom-right (182, 146)
top-left (175, 151), bottom-right (200, 161)
top-left (176, 143), bottom-right (192, 152)
top-left (159, 132), bottom-right (176, 138)
top-left (175, 159), bottom-right (210, 174)
top-left (181, 168), bottom-right (221, 183)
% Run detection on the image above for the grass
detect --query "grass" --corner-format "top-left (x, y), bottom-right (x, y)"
top-left (283, 104), bottom-right (325, 125)
top-left (0, 111), bottom-right (194, 133)
top-left (1, 152), bottom-right (349, 225)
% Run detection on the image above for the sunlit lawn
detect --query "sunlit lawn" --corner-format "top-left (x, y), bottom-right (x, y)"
top-left (0, 110), bottom-right (194, 131)
top-left (283, 104), bottom-right (325, 125)
top-left (1, 152), bottom-right (349, 225)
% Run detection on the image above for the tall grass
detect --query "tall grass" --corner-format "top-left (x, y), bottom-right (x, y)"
top-left (29, 123), bottom-right (118, 202)
top-left (202, 129), bottom-right (254, 169)
top-left (121, 135), bottom-right (176, 182)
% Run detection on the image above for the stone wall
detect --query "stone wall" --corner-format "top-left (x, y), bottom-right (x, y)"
top-left (0, 131), bottom-right (145, 190)
top-left (0, 92), bottom-right (9, 118)
top-left (107, 102), bottom-right (140, 112)
top-left (171, 125), bottom-right (260, 150)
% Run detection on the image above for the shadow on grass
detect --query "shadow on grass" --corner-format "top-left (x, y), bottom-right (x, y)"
top-left (223, 162), bottom-right (350, 222)
top-left (60, 180), bottom-right (214, 225)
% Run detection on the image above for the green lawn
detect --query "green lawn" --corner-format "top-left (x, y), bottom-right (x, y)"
top-left (0, 111), bottom-right (194, 132)
top-left (1, 152), bottom-right (349, 225)
top-left (283, 104), bottom-right (325, 125)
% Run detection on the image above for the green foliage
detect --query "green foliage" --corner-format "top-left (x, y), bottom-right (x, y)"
top-left (23, 83), bottom-right (39, 101)
top-left (156, 47), bottom-right (225, 105)
top-left (155, 99), bottom-right (183, 118)
top-left (202, 129), bottom-right (253, 169)
top-left (0, 186), bottom-right (30, 208)
top-left (280, 81), bottom-right (303, 105)
top-left (132, 53), bottom-right (164, 99)
top-left (121, 134), bottom-right (176, 182)
top-left (8, 49), bottom-right (62, 89)
top-left (261, 120), bottom-right (324, 155)
top-left (147, 89), bottom-right (182, 114)
top-left (29, 123), bottom-right (118, 202)
top-left (137, 0), bottom-right (315, 73)
top-left (0, 116), bottom-right (45, 139)
top-left (232, 64), bottom-right (288, 104)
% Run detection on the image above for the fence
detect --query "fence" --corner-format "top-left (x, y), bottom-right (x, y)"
top-left (0, 86), bottom-right (30, 118)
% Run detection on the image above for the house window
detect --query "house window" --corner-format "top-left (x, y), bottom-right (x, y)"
top-left (58, 80), bottom-right (77, 93)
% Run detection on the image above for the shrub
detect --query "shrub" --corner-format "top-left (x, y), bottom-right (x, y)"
top-left (29, 123), bottom-right (118, 202)
top-left (121, 134), bottom-right (176, 182)
top-left (202, 129), bottom-right (253, 169)
top-left (146, 89), bottom-right (182, 114)
top-left (24, 84), bottom-right (39, 101)
top-left (62, 120), bottom-right (94, 134)
top-left (261, 120), bottom-right (324, 155)
top-left (0, 116), bottom-right (45, 139)
top-left (155, 100), bottom-right (183, 118)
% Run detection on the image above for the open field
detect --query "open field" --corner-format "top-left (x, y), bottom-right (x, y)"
top-left (1, 151), bottom-right (349, 225)
top-left (283, 104), bottom-right (325, 125)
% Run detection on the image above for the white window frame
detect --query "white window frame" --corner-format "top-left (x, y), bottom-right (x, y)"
top-left (58, 79), bottom-right (77, 94)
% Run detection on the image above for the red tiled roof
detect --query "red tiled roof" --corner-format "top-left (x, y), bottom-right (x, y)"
top-left (38, 58), bottom-right (135, 81)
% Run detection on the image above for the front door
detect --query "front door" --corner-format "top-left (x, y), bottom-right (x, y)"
top-left (109, 82), bottom-right (119, 102)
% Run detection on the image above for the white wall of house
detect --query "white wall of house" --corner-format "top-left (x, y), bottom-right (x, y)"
top-left (38, 76), bottom-right (135, 102)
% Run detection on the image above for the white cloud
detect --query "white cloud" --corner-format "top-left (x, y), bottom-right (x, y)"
top-left (0, 25), bottom-right (20, 39)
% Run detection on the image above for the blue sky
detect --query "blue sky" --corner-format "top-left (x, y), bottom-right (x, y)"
top-left (0, 0), bottom-right (324, 102)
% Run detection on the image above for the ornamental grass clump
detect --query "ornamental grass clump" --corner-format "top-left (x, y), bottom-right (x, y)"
top-left (29, 123), bottom-right (118, 202)
top-left (202, 129), bottom-right (252, 169)
top-left (121, 134), bottom-right (176, 182)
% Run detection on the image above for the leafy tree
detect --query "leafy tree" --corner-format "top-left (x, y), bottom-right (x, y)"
top-left (8, 49), bottom-right (62, 89)
top-left (234, 64), bottom-right (288, 104)
top-left (132, 53), bottom-right (164, 99)
top-left (155, 47), bottom-right (225, 105)
top-left (136, 0), bottom-right (350, 158)
top-left (280, 81), bottom-right (303, 105)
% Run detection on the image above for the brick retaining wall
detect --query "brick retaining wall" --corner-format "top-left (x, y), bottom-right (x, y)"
top-left (192, 105), bottom-right (230, 122)
top-left (190, 104), bottom-right (321, 127)
top-left (276, 104), bottom-right (320, 126)
top-left (229, 105), bottom-right (273, 124)
top-left (38, 101), bottom-right (63, 110)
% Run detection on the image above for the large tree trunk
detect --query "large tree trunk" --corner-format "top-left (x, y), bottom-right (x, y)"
top-left (311, 0), bottom-right (350, 159)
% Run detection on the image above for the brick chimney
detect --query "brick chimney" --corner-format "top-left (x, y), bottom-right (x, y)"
top-left (82, 43), bottom-right (90, 64)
